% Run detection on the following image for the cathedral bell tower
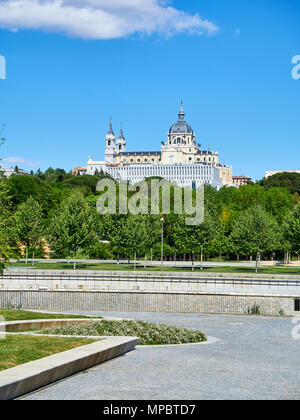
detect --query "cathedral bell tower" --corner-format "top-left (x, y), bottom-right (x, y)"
top-left (116, 124), bottom-right (126, 154)
top-left (105, 119), bottom-right (116, 164)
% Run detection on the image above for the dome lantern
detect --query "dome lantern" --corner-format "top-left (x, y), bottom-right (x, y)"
top-left (169, 102), bottom-right (193, 135)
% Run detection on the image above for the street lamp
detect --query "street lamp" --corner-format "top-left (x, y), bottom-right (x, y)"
top-left (160, 217), bottom-right (164, 271)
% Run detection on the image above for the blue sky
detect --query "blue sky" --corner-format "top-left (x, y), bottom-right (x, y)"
top-left (0, 0), bottom-right (299, 180)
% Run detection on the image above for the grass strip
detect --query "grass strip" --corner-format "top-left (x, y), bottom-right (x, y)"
top-left (0, 335), bottom-right (96, 371)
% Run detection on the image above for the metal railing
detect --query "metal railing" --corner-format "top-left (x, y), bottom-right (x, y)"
top-left (1, 271), bottom-right (300, 288)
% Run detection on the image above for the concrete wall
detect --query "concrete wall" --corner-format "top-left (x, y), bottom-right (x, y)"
top-left (0, 290), bottom-right (299, 317)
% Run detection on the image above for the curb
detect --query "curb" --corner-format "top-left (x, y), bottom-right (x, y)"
top-left (0, 319), bottom-right (138, 400)
top-left (136, 336), bottom-right (220, 348)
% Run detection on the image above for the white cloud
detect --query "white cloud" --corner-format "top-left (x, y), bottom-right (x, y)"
top-left (0, 0), bottom-right (219, 39)
top-left (2, 156), bottom-right (40, 167)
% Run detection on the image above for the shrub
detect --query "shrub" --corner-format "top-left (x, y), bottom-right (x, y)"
top-left (39, 320), bottom-right (207, 345)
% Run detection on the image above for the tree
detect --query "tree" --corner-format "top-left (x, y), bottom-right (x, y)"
top-left (62, 174), bottom-right (103, 196)
top-left (260, 172), bottom-right (300, 195)
top-left (47, 192), bottom-right (99, 268)
top-left (13, 197), bottom-right (44, 259)
top-left (0, 180), bottom-right (12, 273)
top-left (103, 214), bottom-right (160, 261)
top-left (0, 138), bottom-right (14, 273)
top-left (229, 206), bottom-right (282, 261)
top-left (208, 224), bottom-right (232, 259)
top-left (263, 187), bottom-right (293, 223)
top-left (7, 175), bottom-right (61, 222)
top-left (171, 208), bottom-right (219, 256)
top-left (282, 203), bottom-right (300, 257)
top-left (125, 215), bottom-right (160, 260)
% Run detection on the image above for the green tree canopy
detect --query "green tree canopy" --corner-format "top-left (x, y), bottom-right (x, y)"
top-left (103, 214), bottom-right (160, 259)
top-left (47, 192), bottom-right (99, 264)
top-left (282, 203), bottom-right (300, 255)
top-left (0, 178), bottom-right (12, 272)
top-left (229, 205), bottom-right (283, 257)
top-left (260, 172), bottom-right (300, 195)
top-left (170, 208), bottom-right (219, 255)
top-left (13, 197), bottom-right (44, 251)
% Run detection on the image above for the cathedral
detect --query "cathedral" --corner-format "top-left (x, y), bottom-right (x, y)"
top-left (86, 104), bottom-right (232, 189)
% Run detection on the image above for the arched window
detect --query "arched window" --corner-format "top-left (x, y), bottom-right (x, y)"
top-left (174, 137), bottom-right (184, 144)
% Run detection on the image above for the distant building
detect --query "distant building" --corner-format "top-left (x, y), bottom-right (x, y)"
top-left (1, 168), bottom-right (30, 178)
top-left (232, 175), bottom-right (252, 188)
top-left (85, 103), bottom-right (233, 190)
top-left (72, 166), bottom-right (87, 176)
top-left (265, 170), bottom-right (300, 179)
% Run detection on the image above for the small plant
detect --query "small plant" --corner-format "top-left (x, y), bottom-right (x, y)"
top-left (278, 309), bottom-right (285, 317)
top-left (247, 303), bottom-right (261, 315)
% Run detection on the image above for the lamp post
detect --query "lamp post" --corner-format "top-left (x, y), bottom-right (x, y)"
top-left (161, 217), bottom-right (164, 272)
top-left (200, 246), bottom-right (203, 270)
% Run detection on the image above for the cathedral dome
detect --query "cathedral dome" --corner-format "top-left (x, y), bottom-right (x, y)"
top-left (169, 103), bottom-right (193, 134)
top-left (169, 121), bottom-right (193, 134)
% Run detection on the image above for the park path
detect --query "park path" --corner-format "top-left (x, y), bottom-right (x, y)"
top-left (22, 311), bottom-right (300, 400)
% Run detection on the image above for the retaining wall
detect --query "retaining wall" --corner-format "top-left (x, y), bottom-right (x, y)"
top-left (0, 289), bottom-right (299, 316)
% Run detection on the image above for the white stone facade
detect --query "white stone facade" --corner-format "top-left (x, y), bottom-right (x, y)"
top-left (106, 163), bottom-right (222, 189)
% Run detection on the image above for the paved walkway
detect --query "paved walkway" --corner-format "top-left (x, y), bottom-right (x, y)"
top-left (22, 311), bottom-right (300, 400)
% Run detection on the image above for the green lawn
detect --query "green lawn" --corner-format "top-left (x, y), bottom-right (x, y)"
top-left (0, 309), bottom-right (95, 322)
top-left (0, 335), bottom-right (96, 371)
top-left (6, 261), bottom-right (300, 275)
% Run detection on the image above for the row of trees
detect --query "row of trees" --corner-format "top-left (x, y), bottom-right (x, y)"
top-left (0, 165), bottom-right (299, 264)
top-left (2, 189), bottom-right (300, 263)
